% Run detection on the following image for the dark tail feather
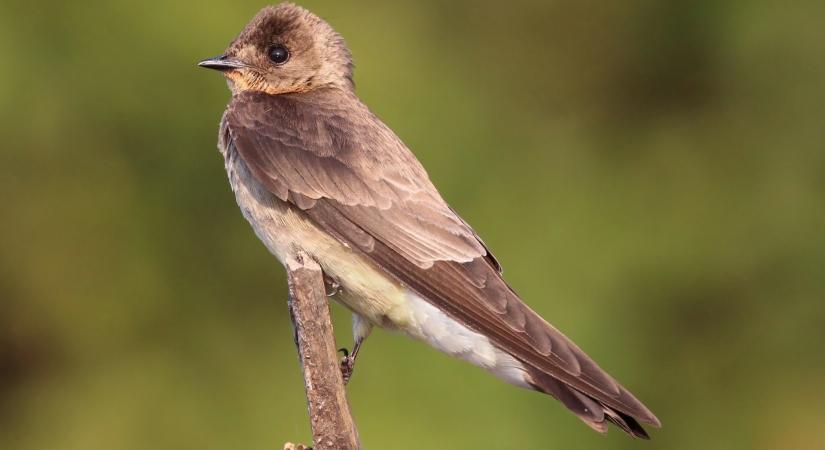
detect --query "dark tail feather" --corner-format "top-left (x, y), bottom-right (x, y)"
top-left (603, 407), bottom-right (650, 439)
top-left (527, 367), bottom-right (652, 438)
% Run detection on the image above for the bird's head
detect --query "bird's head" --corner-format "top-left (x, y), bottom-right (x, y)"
top-left (199, 3), bottom-right (353, 95)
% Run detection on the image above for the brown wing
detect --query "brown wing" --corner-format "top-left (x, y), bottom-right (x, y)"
top-left (224, 90), bottom-right (660, 434)
top-left (224, 90), bottom-right (496, 270)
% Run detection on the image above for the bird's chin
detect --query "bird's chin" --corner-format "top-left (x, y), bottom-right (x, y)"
top-left (223, 71), bottom-right (250, 95)
top-left (225, 77), bottom-right (237, 92)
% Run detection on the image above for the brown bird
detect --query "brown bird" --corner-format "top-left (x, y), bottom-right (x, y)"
top-left (199, 3), bottom-right (660, 438)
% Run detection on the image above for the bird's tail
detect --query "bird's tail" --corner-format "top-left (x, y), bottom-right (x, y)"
top-left (526, 366), bottom-right (652, 439)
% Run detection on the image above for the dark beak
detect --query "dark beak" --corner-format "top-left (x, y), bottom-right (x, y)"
top-left (197, 55), bottom-right (247, 71)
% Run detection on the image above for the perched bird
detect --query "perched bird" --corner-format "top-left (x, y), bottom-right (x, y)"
top-left (199, 3), bottom-right (660, 438)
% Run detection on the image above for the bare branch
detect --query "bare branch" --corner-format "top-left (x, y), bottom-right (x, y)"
top-left (285, 252), bottom-right (361, 450)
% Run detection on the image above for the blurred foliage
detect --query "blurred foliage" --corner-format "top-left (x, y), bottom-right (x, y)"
top-left (1, 0), bottom-right (824, 449)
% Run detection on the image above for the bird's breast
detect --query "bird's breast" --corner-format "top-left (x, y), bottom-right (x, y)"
top-left (222, 141), bottom-right (412, 325)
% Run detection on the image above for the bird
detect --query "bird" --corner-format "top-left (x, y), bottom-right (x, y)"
top-left (199, 3), bottom-right (660, 438)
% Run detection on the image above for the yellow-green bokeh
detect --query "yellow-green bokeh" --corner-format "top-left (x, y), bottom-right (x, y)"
top-left (1, 1), bottom-right (824, 449)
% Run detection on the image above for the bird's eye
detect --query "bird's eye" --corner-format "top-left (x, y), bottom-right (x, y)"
top-left (268, 45), bottom-right (290, 64)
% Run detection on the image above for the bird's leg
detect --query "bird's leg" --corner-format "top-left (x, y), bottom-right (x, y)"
top-left (338, 314), bottom-right (372, 385)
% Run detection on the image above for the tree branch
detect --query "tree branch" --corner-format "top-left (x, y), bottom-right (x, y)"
top-left (285, 252), bottom-right (361, 450)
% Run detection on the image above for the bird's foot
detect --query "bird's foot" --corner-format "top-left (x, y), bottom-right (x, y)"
top-left (338, 348), bottom-right (355, 385)
top-left (323, 275), bottom-right (342, 297)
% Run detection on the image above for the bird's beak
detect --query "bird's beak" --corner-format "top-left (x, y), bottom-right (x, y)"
top-left (198, 55), bottom-right (247, 71)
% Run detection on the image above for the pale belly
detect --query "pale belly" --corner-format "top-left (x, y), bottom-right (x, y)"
top-left (222, 145), bottom-right (529, 388)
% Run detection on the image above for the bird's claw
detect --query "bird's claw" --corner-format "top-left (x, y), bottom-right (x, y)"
top-left (323, 276), bottom-right (342, 297)
top-left (339, 349), bottom-right (355, 385)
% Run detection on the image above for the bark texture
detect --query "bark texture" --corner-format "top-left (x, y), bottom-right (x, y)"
top-left (285, 252), bottom-right (361, 450)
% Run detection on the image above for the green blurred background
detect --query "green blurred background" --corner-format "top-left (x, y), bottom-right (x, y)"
top-left (2, 1), bottom-right (824, 449)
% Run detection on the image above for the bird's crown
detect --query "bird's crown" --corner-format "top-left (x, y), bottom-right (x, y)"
top-left (204, 3), bottom-right (354, 95)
